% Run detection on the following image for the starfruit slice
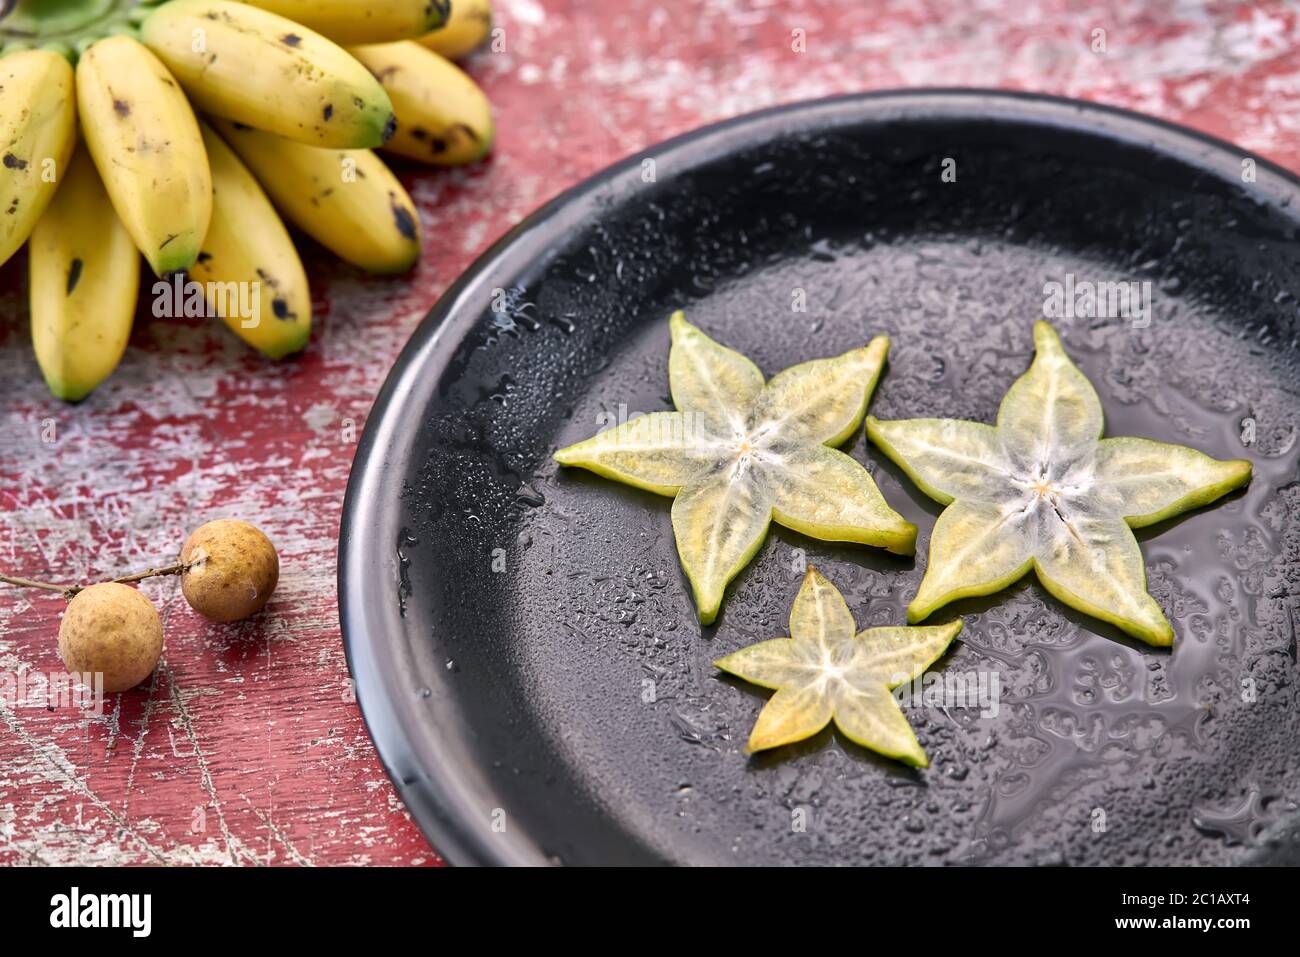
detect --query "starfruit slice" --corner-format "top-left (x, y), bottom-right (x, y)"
top-left (715, 567), bottom-right (961, 765)
top-left (868, 321), bottom-right (1252, 646)
top-left (554, 311), bottom-right (916, 624)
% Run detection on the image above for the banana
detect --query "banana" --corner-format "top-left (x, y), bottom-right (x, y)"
top-left (141, 0), bottom-right (395, 149)
top-left (76, 36), bottom-right (212, 275)
top-left (242, 0), bottom-right (450, 45)
top-left (348, 42), bottom-right (493, 166)
top-left (214, 119), bottom-right (420, 274)
top-left (418, 0), bottom-right (492, 59)
top-left (30, 146), bottom-right (140, 402)
top-left (190, 122), bottom-right (311, 359)
top-left (0, 50), bottom-right (76, 269)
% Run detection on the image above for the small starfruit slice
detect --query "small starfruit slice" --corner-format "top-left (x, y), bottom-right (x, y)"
top-left (868, 321), bottom-right (1252, 646)
top-left (555, 311), bottom-right (916, 624)
top-left (714, 567), bottom-right (961, 765)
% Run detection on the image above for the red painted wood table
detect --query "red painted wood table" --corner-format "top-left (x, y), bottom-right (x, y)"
top-left (1, 0), bottom-right (1297, 866)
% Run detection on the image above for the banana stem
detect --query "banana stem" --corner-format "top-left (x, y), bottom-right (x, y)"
top-left (0, 561), bottom-right (193, 599)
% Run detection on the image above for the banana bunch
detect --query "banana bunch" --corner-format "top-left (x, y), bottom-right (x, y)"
top-left (0, 0), bottom-right (495, 400)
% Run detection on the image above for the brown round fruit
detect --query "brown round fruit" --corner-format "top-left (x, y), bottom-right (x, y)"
top-left (58, 582), bottom-right (164, 693)
top-left (181, 519), bottom-right (280, 622)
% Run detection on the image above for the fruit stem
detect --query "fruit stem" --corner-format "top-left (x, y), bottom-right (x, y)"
top-left (0, 573), bottom-right (70, 595)
top-left (0, 561), bottom-right (194, 599)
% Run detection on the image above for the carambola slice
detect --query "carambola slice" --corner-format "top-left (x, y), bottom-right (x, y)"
top-left (555, 311), bottom-right (915, 624)
top-left (714, 567), bottom-right (961, 765)
top-left (868, 321), bottom-right (1251, 646)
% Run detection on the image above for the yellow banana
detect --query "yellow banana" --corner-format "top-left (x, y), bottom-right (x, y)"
top-left (141, 0), bottom-right (395, 149)
top-left (0, 50), bottom-right (76, 269)
top-left (214, 120), bottom-right (420, 274)
top-left (189, 122), bottom-right (312, 359)
top-left (418, 0), bottom-right (492, 59)
top-left (76, 36), bottom-right (211, 275)
top-left (242, 0), bottom-right (450, 45)
top-left (349, 42), bottom-right (493, 166)
top-left (30, 147), bottom-right (140, 402)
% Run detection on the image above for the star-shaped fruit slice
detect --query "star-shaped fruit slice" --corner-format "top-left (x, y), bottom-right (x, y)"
top-left (714, 567), bottom-right (961, 765)
top-left (554, 311), bottom-right (916, 624)
top-left (867, 321), bottom-right (1252, 646)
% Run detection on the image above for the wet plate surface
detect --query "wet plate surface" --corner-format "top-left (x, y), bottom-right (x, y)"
top-left (340, 91), bottom-right (1300, 866)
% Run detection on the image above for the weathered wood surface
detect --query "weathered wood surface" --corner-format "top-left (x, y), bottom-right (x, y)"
top-left (2, 0), bottom-right (1297, 865)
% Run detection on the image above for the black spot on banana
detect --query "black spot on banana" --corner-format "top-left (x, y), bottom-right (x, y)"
top-left (390, 196), bottom-right (417, 241)
top-left (65, 258), bottom-right (83, 296)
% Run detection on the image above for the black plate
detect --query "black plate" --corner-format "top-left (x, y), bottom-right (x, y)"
top-left (340, 91), bottom-right (1300, 866)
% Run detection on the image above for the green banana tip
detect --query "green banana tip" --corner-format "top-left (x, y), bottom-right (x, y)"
top-left (45, 379), bottom-right (91, 403)
top-left (262, 332), bottom-right (312, 361)
top-left (470, 119), bottom-right (497, 161)
top-left (151, 240), bottom-right (202, 278)
top-left (346, 100), bottom-right (397, 149)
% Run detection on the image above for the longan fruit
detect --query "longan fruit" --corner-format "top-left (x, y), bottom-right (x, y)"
top-left (58, 582), bottom-right (163, 693)
top-left (181, 519), bottom-right (279, 622)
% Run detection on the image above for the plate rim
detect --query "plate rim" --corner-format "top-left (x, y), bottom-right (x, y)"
top-left (338, 88), bottom-right (1300, 866)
